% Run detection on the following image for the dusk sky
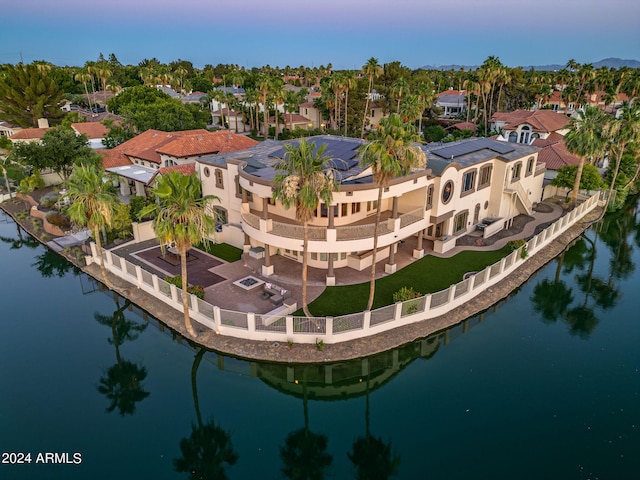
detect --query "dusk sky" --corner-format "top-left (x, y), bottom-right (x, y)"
top-left (1, 0), bottom-right (639, 69)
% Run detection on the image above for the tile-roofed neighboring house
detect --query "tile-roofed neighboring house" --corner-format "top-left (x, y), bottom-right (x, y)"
top-left (148, 163), bottom-right (197, 184)
top-left (533, 140), bottom-right (580, 172)
top-left (101, 129), bottom-right (258, 201)
top-left (436, 89), bottom-right (467, 118)
top-left (446, 121), bottom-right (477, 132)
top-left (157, 131), bottom-right (258, 158)
top-left (9, 127), bottom-right (50, 143)
top-left (71, 122), bottom-right (109, 149)
top-left (268, 113), bottom-right (313, 131)
top-left (491, 110), bottom-right (570, 134)
top-left (0, 121), bottom-right (22, 138)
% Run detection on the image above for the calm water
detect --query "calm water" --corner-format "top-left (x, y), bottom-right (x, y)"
top-left (1, 199), bottom-right (639, 480)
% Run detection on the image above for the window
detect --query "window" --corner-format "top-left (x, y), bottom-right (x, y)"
top-left (311, 252), bottom-right (318, 260)
top-left (462, 170), bottom-right (476, 194)
top-left (519, 125), bottom-right (531, 144)
top-left (320, 253), bottom-right (327, 261)
top-left (370, 109), bottom-right (375, 118)
top-left (526, 156), bottom-right (535, 176)
top-left (512, 162), bottom-right (522, 182)
top-left (367, 200), bottom-right (378, 212)
top-left (203, 167), bottom-right (210, 177)
top-left (426, 185), bottom-right (434, 209)
top-left (215, 169), bottom-right (224, 188)
top-left (351, 202), bottom-right (361, 214)
top-left (454, 211), bottom-right (468, 234)
top-left (479, 165), bottom-right (492, 188)
top-left (340, 252), bottom-right (347, 260)
top-left (341, 203), bottom-right (348, 217)
top-left (214, 207), bottom-right (227, 225)
top-left (508, 131), bottom-right (518, 143)
top-left (442, 180), bottom-right (454, 204)
top-left (235, 176), bottom-right (252, 201)
top-left (321, 204), bottom-right (328, 218)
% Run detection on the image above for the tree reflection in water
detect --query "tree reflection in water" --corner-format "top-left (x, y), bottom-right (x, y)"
top-left (95, 296), bottom-right (150, 416)
top-left (174, 348), bottom-right (238, 480)
top-left (279, 366), bottom-right (333, 480)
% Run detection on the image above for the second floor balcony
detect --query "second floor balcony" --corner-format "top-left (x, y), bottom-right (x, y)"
top-left (240, 204), bottom-right (425, 252)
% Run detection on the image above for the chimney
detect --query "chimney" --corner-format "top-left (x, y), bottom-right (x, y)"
top-left (37, 118), bottom-right (49, 129)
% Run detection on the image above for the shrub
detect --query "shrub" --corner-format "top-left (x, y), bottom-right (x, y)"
top-left (393, 286), bottom-right (422, 314)
top-left (45, 211), bottom-right (71, 229)
top-left (129, 196), bottom-right (154, 222)
top-left (164, 275), bottom-right (205, 299)
top-left (39, 193), bottom-right (60, 209)
top-left (507, 239), bottom-right (528, 259)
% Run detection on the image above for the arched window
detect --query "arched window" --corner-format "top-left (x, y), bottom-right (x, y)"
top-left (508, 131), bottom-right (518, 143)
top-left (474, 203), bottom-right (481, 224)
top-left (215, 169), bottom-right (224, 189)
top-left (519, 125), bottom-right (531, 144)
top-left (526, 157), bottom-right (535, 176)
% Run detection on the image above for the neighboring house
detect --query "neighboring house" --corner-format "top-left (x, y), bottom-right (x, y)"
top-left (8, 118), bottom-right (51, 144)
top-left (436, 89), bottom-right (467, 118)
top-left (491, 110), bottom-right (570, 144)
top-left (299, 100), bottom-right (325, 129)
top-left (446, 121), bottom-right (477, 133)
top-left (268, 113), bottom-right (313, 132)
top-left (211, 108), bottom-right (248, 132)
top-left (0, 120), bottom-right (21, 138)
top-left (531, 134), bottom-right (582, 180)
top-left (71, 122), bottom-right (109, 149)
top-left (197, 136), bottom-right (544, 283)
top-left (366, 102), bottom-right (387, 130)
top-left (100, 129), bottom-right (257, 199)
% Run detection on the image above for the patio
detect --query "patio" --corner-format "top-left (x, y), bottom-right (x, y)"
top-left (110, 199), bottom-right (566, 315)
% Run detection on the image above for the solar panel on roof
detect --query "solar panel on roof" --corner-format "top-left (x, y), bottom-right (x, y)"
top-left (432, 138), bottom-right (514, 159)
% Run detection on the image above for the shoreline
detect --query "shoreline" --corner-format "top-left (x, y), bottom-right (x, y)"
top-left (1, 199), bottom-right (602, 364)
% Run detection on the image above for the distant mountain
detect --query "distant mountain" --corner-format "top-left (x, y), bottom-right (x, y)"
top-left (420, 58), bottom-right (640, 71)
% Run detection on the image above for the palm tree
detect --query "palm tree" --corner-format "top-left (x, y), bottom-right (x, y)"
top-left (399, 94), bottom-right (422, 124)
top-left (361, 57), bottom-right (383, 138)
top-left (65, 164), bottom-right (119, 290)
top-left (258, 75), bottom-right (272, 138)
top-left (603, 103), bottom-right (640, 210)
top-left (74, 71), bottom-right (94, 112)
top-left (391, 77), bottom-right (409, 113)
top-left (358, 114), bottom-right (426, 311)
top-left (139, 171), bottom-right (218, 338)
top-left (415, 81), bottom-right (435, 132)
top-left (564, 106), bottom-right (608, 206)
top-left (271, 140), bottom-right (338, 317)
top-left (271, 78), bottom-right (286, 140)
top-left (342, 71), bottom-right (357, 136)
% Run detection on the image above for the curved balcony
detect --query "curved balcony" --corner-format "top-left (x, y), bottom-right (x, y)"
top-left (240, 206), bottom-right (425, 252)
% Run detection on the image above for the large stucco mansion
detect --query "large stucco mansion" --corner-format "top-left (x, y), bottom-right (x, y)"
top-left (196, 135), bottom-right (545, 284)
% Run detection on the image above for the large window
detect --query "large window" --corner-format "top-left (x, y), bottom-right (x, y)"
top-left (519, 125), bottom-right (531, 144)
top-left (462, 170), bottom-right (476, 194)
top-left (454, 211), bottom-right (468, 234)
top-left (442, 181), bottom-right (454, 204)
top-left (526, 156), bottom-right (535, 176)
top-left (352, 202), bottom-right (361, 214)
top-left (512, 162), bottom-right (522, 182)
top-left (479, 165), bottom-right (492, 189)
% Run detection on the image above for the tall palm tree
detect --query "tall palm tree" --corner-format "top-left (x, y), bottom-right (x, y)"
top-left (391, 77), bottom-right (409, 113)
top-left (65, 164), bottom-right (119, 290)
top-left (271, 140), bottom-right (338, 317)
top-left (258, 75), bottom-right (272, 138)
top-left (271, 78), bottom-right (286, 140)
top-left (415, 81), bottom-right (435, 132)
top-left (603, 103), bottom-right (640, 209)
top-left (342, 71), bottom-right (357, 136)
top-left (361, 57), bottom-right (383, 138)
top-left (358, 114), bottom-right (426, 311)
top-left (399, 94), bottom-right (422, 124)
top-left (139, 171), bottom-right (218, 338)
top-left (74, 71), bottom-right (94, 112)
top-left (564, 106), bottom-right (607, 206)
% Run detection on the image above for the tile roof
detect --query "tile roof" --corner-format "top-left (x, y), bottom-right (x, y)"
top-left (533, 137), bottom-right (580, 170)
top-left (447, 121), bottom-right (477, 132)
top-left (9, 127), bottom-right (49, 140)
top-left (149, 163), bottom-right (196, 184)
top-left (71, 122), bottom-right (109, 139)
top-left (156, 131), bottom-right (258, 157)
top-left (268, 114), bottom-right (311, 124)
top-left (491, 110), bottom-right (569, 133)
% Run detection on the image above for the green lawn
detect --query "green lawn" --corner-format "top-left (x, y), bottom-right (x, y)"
top-left (197, 242), bottom-right (243, 262)
top-left (303, 246), bottom-right (510, 316)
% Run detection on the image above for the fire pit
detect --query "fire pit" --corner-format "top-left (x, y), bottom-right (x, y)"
top-left (233, 276), bottom-right (265, 292)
